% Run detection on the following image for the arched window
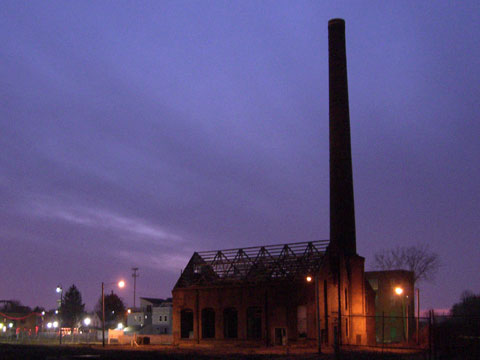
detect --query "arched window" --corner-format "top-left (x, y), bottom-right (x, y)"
top-left (223, 307), bottom-right (238, 338)
top-left (247, 306), bottom-right (262, 339)
top-left (201, 308), bottom-right (215, 339)
top-left (180, 309), bottom-right (194, 338)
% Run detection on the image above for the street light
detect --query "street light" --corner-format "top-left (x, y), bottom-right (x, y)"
top-left (394, 286), bottom-right (408, 342)
top-left (306, 274), bottom-right (321, 354)
top-left (416, 288), bottom-right (420, 345)
top-left (56, 285), bottom-right (63, 344)
top-left (102, 280), bottom-right (126, 347)
top-left (84, 317), bottom-right (91, 326)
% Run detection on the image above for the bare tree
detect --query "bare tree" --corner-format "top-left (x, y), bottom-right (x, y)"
top-left (372, 244), bottom-right (440, 283)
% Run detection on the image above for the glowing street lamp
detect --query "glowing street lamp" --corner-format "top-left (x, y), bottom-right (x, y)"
top-left (84, 317), bottom-right (91, 326)
top-left (306, 275), bottom-right (321, 354)
top-left (102, 280), bottom-right (126, 347)
top-left (56, 285), bottom-right (63, 344)
top-left (394, 286), bottom-right (408, 342)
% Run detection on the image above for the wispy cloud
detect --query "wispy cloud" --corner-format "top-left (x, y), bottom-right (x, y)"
top-left (114, 249), bottom-right (191, 273)
top-left (30, 201), bottom-right (184, 243)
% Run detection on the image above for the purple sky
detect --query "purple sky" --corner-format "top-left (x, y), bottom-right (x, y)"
top-left (1, 1), bottom-right (479, 312)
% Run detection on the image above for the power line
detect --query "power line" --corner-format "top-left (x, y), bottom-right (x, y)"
top-left (132, 267), bottom-right (139, 308)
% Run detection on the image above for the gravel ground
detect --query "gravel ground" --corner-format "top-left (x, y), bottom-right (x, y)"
top-left (0, 343), bottom-right (428, 360)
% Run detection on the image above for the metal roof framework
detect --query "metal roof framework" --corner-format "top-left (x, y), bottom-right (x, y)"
top-left (174, 240), bottom-right (329, 288)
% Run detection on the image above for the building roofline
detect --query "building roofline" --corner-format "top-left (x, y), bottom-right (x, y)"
top-left (175, 240), bottom-right (330, 288)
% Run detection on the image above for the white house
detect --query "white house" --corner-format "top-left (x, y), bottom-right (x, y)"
top-left (126, 297), bottom-right (172, 335)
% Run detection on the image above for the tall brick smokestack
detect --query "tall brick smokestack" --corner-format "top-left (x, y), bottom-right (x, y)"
top-left (329, 19), bottom-right (356, 256)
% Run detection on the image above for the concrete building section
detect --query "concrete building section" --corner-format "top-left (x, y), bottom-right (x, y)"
top-left (366, 270), bottom-right (415, 343)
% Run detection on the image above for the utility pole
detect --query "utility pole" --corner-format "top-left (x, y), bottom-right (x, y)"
top-left (132, 267), bottom-right (139, 308)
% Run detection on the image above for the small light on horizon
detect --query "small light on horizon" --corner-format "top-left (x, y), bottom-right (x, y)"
top-left (118, 280), bottom-right (125, 288)
top-left (395, 287), bottom-right (404, 295)
top-left (53, 321), bottom-right (58, 328)
top-left (84, 317), bottom-right (91, 326)
top-left (47, 322), bottom-right (52, 329)
top-left (117, 322), bottom-right (124, 330)
top-left (306, 276), bottom-right (313, 282)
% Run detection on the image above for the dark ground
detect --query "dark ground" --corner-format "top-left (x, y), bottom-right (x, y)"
top-left (0, 344), bottom-right (429, 360)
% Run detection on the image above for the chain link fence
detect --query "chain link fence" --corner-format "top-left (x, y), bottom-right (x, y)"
top-left (335, 311), bottom-right (479, 359)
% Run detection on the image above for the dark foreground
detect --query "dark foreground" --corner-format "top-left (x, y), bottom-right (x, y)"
top-left (0, 344), bottom-right (431, 360)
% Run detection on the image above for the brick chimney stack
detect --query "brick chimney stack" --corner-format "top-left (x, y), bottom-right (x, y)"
top-left (328, 19), bottom-right (357, 256)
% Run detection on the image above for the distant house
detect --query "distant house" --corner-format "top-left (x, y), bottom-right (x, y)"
top-left (83, 312), bottom-right (102, 330)
top-left (126, 297), bottom-right (172, 335)
top-left (127, 310), bottom-right (145, 327)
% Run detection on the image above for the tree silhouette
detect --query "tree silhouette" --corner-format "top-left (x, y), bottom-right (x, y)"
top-left (95, 292), bottom-right (126, 328)
top-left (61, 284), bottom-right (85, 332)
top-left (0, 300), bottom-right (31, 313)
top-left (372, 244), bottom-right (440, 283)
top-left (451, 291), bottom-right (480, 319)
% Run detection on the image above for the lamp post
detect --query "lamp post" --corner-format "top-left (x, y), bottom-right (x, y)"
top-left (416, 288), bottom-right (420, 345)
top-left (307, 275), bottom-right (321, 354)
top-left (102, 280), bottom-right (125, 347)
top-left (83, 317), bottom-right (91, 343)
top-left (56, 285), bottom-right (63, 345)
top-left (394, 286), bottom-right (408, 342)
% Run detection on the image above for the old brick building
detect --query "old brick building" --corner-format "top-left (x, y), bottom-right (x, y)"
top-left (172, 241), bottom-right (375, 346)
top-left (172, 19), bottom-right (376, 347)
